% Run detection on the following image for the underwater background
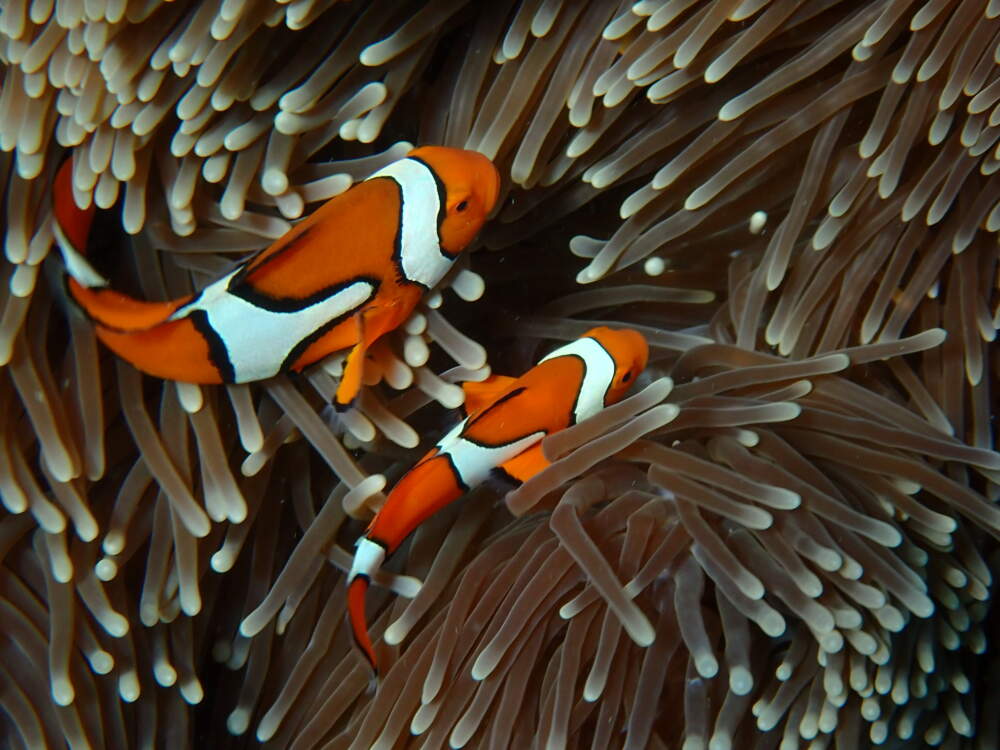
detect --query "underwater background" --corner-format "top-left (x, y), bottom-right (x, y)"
top-left (0, 1), bottom-right (999, 748)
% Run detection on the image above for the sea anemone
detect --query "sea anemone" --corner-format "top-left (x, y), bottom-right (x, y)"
top-left (0, 1), bottom-right (998, 748)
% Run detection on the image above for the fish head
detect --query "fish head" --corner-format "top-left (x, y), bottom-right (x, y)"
top-left (583, 326), bottom-right (649, 405)
top-left (407, 146), bottom-right (501, 255)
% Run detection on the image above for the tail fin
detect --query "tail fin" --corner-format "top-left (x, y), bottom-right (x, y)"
top-left (347, 536), bottom-right (387, 676)
top-left (347, 576), bottom-right (377, 675)
top-left (51, 156), bottom-right (187, 332)
top-left (52, 157), bottom-right (108, 289)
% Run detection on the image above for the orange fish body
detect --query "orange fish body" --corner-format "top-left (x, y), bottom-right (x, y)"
top-left (52, 146), bottom-right (500, 406)
top-left (348, 327), bottom-right (649, 673)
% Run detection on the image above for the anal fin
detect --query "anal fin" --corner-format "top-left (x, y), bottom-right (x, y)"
top-left (497, 443), bottom-right (550, 485)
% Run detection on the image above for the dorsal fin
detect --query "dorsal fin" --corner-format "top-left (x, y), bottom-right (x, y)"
top-left (461, 374), bottom-right (517, 416)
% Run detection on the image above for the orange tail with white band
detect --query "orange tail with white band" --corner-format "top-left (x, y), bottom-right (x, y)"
top-left (52, 146), bottom-right (499, 406)
top-left (347, 327), bottom-right (648, 675)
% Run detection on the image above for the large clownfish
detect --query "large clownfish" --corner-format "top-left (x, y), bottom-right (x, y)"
top-left (347, 326), bottom-right (649, 675)
top-left (52, 146), bottom-right (500, 407)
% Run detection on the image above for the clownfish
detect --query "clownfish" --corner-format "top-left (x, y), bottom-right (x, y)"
top-left (347, 326), bottom-right (649, 674)
top-left (51, 146), bottom-right (500, 407)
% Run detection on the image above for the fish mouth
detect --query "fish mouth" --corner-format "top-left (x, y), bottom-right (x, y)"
top-left (466, 148), bottom-right (501, 215)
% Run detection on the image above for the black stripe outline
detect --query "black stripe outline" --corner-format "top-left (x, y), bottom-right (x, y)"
top-left (235, 222), bottom-right (317, 278)
top-left (188, 309), bottom-right (236, 382)
top-left (383, 175), bottom-right (413, 289)
top-left (551, 337), bottom-right (616, 423)
top-left (406, 156), bottom-right (448, 242)
top-left (588, 337), bottom-right (617, 409)
top-left (403, 156), bottom-right (463, 261)
top-left (278, 284), bottom-right (379, 373)
top-left (458, 385), bottom-right (548, 450)
top-left (457, 386), bottom-right (531, 449)
top-left (228, 263), bottom-right (381, 314)
top-left (561, 353), bottom-right (587, 427)
top-left (440, 451), bottom-right (472, 493)
top-left (490, 465), bottom-right (522, 488)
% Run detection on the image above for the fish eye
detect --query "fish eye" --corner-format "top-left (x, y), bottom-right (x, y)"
top-left (622, 371), bottom-right (632, 383)
top-left (455, 200), bottom-right (468, 212)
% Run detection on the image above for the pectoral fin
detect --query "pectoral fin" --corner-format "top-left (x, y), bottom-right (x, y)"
top-left (334, 305), bottom-right (403, 410)
top-left (335, 308), bottom-right (378, 410)
top-left (496, 443), bottom-right (550, 485)
top-left (461, 374), bottom-right (517, 416)
top-left (335, 338), bottom-right (368, 410)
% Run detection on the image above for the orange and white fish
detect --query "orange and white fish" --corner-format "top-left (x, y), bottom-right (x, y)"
top-left (51, 146), bottom-right (500, 407)
top-left (347, 326), bottom-right (649, 674)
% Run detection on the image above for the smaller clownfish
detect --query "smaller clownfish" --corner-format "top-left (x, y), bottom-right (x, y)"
top-left (347, 326), bottom-right (649, 675)
top-left (51, 146), bottom-right (500, 407)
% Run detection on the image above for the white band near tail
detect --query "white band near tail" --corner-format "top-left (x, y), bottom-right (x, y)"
top-left (349, 538), bottom-right (387, 583)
